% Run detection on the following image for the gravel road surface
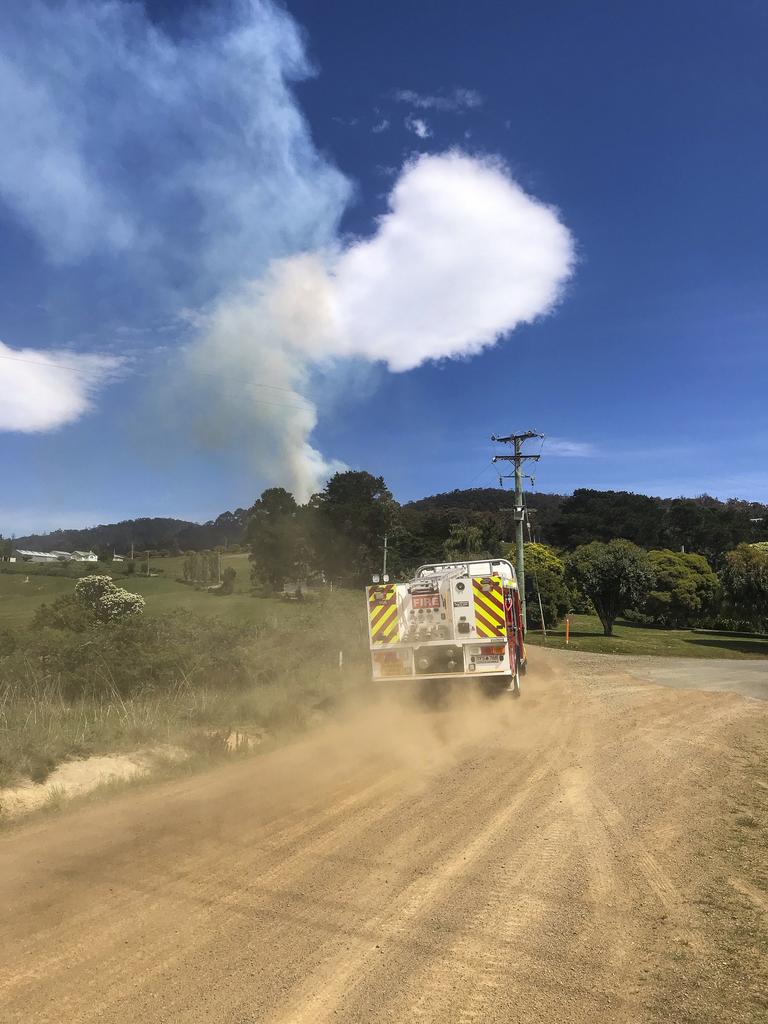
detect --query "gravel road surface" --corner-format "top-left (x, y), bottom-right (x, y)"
top-left (1, 649), bottom-right (766, 1023)
top-left (625, 656), bottom-right (768, 700)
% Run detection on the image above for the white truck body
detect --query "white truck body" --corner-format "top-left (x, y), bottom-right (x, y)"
top-left (366, 558), bottom-right (525, 684)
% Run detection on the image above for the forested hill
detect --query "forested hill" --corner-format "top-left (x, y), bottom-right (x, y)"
top-left (7, 486), bottom-right (768, 564)
top-left (405, 487), bottom-right (566, 515)
top-left (406, 488), bottom-right (767, 548)
top-left (404, 489), bottom-right (567, 544)
top-left (12, 511), bottom-right (250, 556)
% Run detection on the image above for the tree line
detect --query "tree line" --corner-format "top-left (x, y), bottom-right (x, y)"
top-left (243, 472), bottom-right (768, 635)
top-left (6, 485), bottom-right (767, 567)
top-left (519, 539), bottom-right (768, 636)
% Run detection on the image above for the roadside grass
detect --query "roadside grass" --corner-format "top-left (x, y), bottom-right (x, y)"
top-left (0, 588), bottom-right (369, 801)
top-left (525, 613), bottom-right (768, 659)
top-left (656, 721), bottom-right (768, 1024)
top-left (0, 670), bottom-right (352, 797)
top-left (5, 729), bottom-right (315, 830)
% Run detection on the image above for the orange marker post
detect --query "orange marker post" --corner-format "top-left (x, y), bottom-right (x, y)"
top-left (565, 616), bottom-right (570, 645)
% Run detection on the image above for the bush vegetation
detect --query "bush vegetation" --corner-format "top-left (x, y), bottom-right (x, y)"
top-left (0, 586), bottom-right (368, 792)
top-left (4, 472), bottom-right (768, 803)
top-left (636, 549), bottom-right (719, 628)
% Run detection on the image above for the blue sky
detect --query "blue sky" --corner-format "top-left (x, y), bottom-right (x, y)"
top-left (0, 0), bottom-right (766, 534)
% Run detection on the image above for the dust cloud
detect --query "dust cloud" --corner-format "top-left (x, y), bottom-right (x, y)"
top-left (267, 668), bottom-right (560, 804)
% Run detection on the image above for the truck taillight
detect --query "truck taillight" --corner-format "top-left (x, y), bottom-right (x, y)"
top-left (481, 645), bottom-right (505, 656)
top-left (374, 651), bottom-right (401, 663)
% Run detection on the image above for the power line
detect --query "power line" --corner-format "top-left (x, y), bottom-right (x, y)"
top-left (0, 351), bottom-right (123, 374)
top-left (465, 460), bottom-right (499, 488)
top-left (0, 350), bottom-right (312, 396)
top-left (0, 350), bottom-right (318, 413)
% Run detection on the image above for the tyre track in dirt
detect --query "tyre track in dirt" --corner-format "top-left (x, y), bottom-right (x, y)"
top-left (0, 648), bottom-right (766, 1024)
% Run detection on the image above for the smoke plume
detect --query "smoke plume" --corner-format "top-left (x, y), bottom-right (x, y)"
top-left (182, 152), bottom-right (575, 497)
top-left (0, 1), bottom-right (574, 498)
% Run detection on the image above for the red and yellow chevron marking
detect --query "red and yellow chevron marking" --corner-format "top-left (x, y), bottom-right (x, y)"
top-left (472, 576), bottom-right (506, 638)
top-left (367, 584), bottom-right (400, 645)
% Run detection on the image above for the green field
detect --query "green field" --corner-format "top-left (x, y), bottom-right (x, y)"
top-left (525, 613), bottom-right (768, 659)
top-left (118, 554), bottom-right (261, 622)
top-left (4, 565), bottom-right (768, 661)
top-left (0, 554), bottom-right (371, 641)
top-left (0, 554), bottom-right (261, 628)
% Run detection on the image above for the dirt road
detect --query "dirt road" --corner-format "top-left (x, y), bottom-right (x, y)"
top-left (1, 650), bottom-right (766, 1024)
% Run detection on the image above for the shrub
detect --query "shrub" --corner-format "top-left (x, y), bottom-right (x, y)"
top-left (520, 543), bottom-right (571, 628)
top-left (219, 566), bottom-right (237, 595)
top-left (720, 544), bottom-right (768, 631)
top-left (0, 626), bottom-right (17, 657)
top-left (96, 588), bottom-right (145, 622)
top-left (642, 549), bottom-right (719, 628)
top-left (32, 594), bottom-right (96, 632)
top-left (73, 574), bottom-right (145, 623)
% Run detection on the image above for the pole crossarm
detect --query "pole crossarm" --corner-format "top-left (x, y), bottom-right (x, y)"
top-left (491, 431), bottom-right (542, 444)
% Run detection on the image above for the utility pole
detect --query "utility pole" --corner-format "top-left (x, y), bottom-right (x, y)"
top-left (491, 430), bottom-right (543, 629)
top-left (382, 534), bottom-right (389, 579)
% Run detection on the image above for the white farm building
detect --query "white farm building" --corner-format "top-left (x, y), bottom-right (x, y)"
top-left (14, 549), bottom-right (99, 564)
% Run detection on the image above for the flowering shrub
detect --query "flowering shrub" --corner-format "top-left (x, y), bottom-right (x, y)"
top-left (72, 574), bottom-right (145, 623)
top-left (74, 575), bottom-right (115, 605)
top-left (97, 588), bottom-right (145, 622)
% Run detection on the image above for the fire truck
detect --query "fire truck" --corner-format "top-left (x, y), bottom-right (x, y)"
top-left (365, 558), bottom-right (525, 695)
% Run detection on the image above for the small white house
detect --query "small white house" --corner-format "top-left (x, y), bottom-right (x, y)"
top-left (14, 549), bottom-right (59, 563)
top-left (112, 554), bottom-right (124, 562)
top-left (71, 550), bottom-right (98, 563)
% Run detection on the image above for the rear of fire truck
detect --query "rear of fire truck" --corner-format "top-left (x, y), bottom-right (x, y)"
top-left (365, 559), bottom-right (525, 695)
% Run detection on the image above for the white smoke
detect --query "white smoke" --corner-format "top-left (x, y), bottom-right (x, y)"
top-left (182, 152), bottom-right (574, 498)
top-left (0, 0), bottom-right (350, 445)
top-left (0, 0), bottom-right (349, 288)
top-left (0, 2), bottom-right (575, 500)
top-left (0, 341), bottom-right (124, 432)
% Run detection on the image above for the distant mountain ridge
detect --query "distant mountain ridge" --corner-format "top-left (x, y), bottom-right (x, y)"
top-left (12, 511), bottom-right (250, 555)
top-left (7, 486), bottom-right (768, 561)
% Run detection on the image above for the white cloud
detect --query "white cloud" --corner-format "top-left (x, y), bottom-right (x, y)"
top-left (405, 115), bottom-right (432, 139)
top-left (372, 118), bottom-right (390, 133)
top-left (331, 152), bottom-right (575, 370)
top-left (544, 438), bottom-right (598, 457)
top-left (0, 341), bottom-right (124, 432)
top-left (0, 5), bottom-right (574, 500)
top-left (0, 0), bottom-right (348, 478)
top-left (395, 88), bottom-right (483, 112)
top-left (181, 152), bottom-right (575, 496)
